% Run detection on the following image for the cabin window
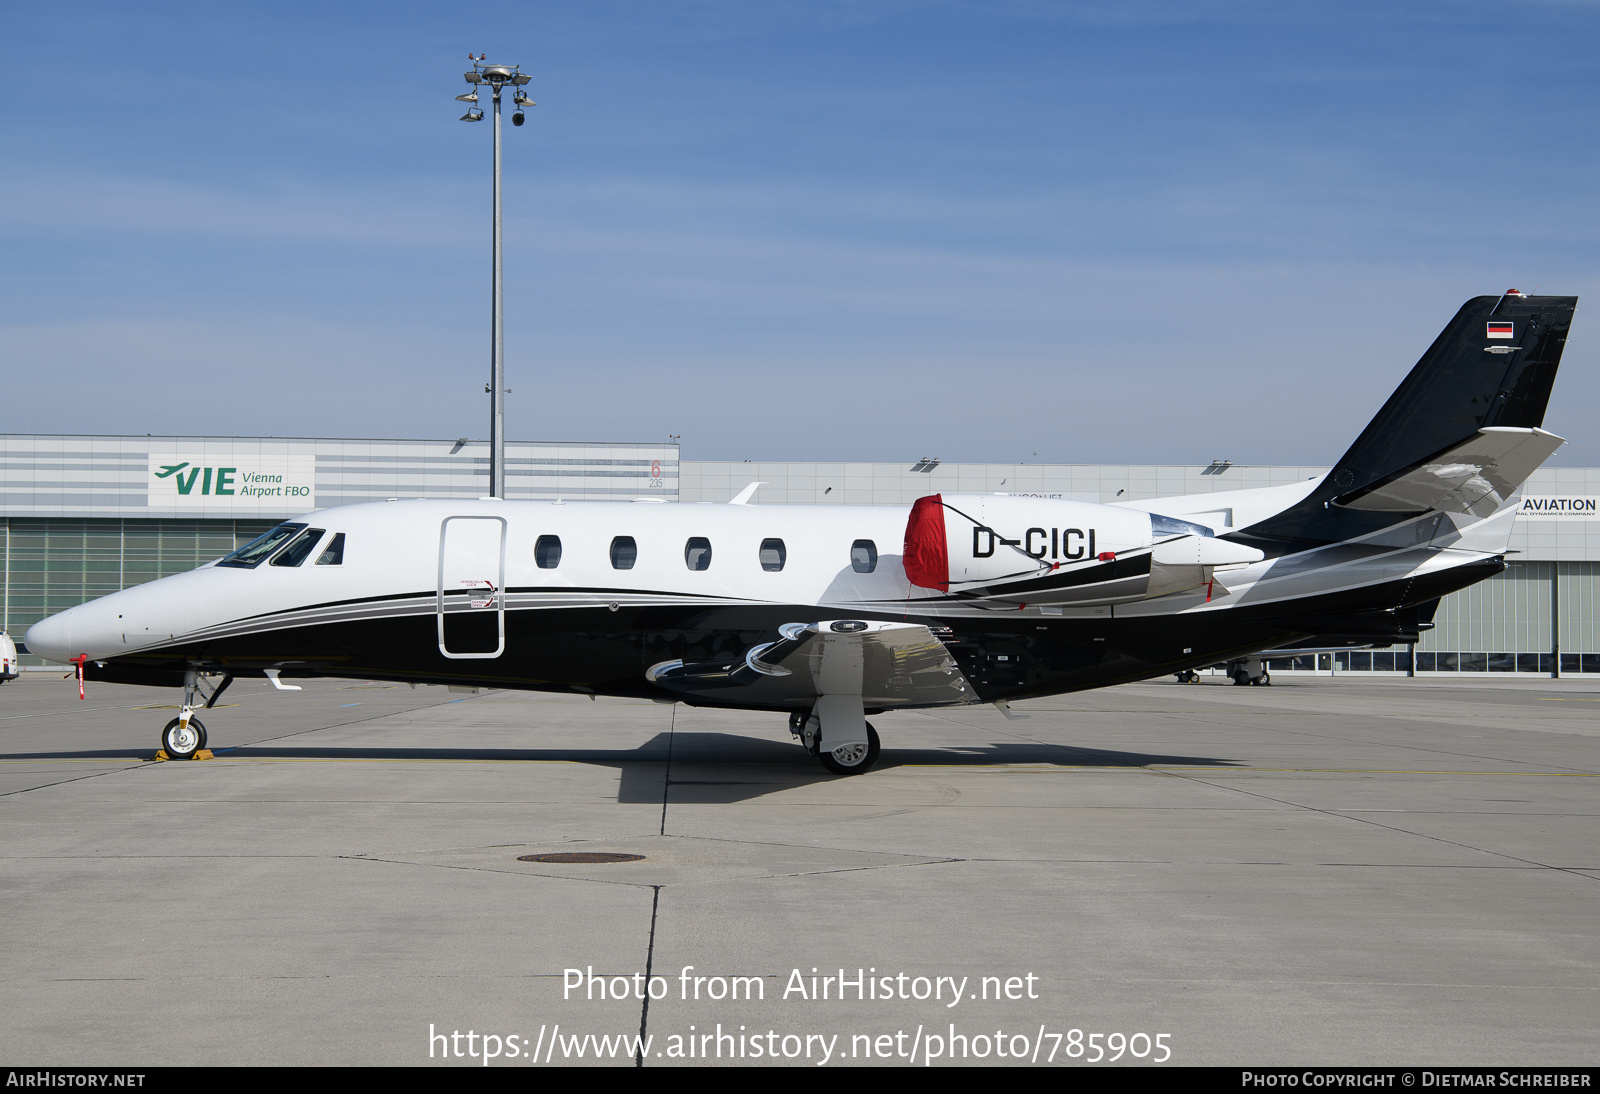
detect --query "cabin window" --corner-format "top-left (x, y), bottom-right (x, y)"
top-left (684, 537), bottom-right (712, 571)
top-left (851, 539), bottom-right (877, 573)
top-left (315, 533), bottom-right (345, 566)
top-left (271, 528), bottom-right (326, 568)
top-left (535, 535), bottom-right (562, 569)
top-left (610, 536), bottom-right (637, 570)
top-left (218, 523), bottom-right (305, 569)
top-left (760, 538), bottom-right (786, 572)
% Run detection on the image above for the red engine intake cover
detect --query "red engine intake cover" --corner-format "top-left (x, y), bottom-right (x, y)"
top-left (903, 494), bottom-right (949, 592)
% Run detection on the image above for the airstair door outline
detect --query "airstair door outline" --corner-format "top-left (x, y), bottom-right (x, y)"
top-left (437, 516), bottom-right (506, 658)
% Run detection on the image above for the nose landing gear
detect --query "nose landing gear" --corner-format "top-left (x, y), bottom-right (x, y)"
top-left (156, 669), bottom-right (232, 760)
top-left (161, 710), bottom-right (207, 759)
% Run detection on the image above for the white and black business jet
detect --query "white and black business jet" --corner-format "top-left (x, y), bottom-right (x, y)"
top-left (25, 293), bottom-right (1575, 774)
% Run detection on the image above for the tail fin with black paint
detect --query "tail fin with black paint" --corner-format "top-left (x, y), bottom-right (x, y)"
top-left (1236, 292), bottom-right (1576, 548)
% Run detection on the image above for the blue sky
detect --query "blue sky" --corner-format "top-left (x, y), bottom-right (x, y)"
top-left (4, 1), bottom-right (1599, 467)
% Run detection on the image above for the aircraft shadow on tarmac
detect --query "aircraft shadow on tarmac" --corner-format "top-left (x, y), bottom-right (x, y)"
top-left (1, 733), bottom-right (1237, 805)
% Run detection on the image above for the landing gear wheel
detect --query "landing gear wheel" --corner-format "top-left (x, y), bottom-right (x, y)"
top-left (817, 722), bottom-right (880, 776)
top-left (161, 717), bottom-right (206, 759)
top-left (1260, 672), bottom-right (1271, 686)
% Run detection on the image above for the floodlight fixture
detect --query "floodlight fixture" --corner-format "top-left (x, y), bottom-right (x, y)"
top-left (454, 55), bottom-right (534, 500)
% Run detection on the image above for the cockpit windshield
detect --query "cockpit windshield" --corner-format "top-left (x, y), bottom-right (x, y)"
top-left (271, 528), bottom-right (326, 568)
top-left (217, 523), bottom-right (306, 569)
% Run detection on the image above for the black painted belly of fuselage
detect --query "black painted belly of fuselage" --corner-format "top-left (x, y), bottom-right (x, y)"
top-left (88, 557), bottom-right (1500, 709)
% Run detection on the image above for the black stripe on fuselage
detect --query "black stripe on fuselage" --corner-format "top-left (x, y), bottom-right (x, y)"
top-left (232, 585), bottom-right (762, 625)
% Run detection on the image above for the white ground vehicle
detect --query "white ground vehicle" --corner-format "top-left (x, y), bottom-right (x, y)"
top-left (0, 632), bottom-right (18, 684)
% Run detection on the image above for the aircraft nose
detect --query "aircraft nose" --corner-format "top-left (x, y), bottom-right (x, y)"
top-left (24, 609), bottom-right (76, 664)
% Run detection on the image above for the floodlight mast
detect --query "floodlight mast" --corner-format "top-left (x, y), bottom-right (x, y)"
top-left (459, 57), bottom-right (533, 499)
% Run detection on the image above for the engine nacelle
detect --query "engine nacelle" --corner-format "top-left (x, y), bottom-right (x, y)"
top-left (903, 494), bottom-right (1158, 592)
top-left (903, 494), bottom-right (1265, 603)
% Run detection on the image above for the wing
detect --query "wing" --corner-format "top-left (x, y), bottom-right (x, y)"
top-left (645, 620), bottom-right (976, 711)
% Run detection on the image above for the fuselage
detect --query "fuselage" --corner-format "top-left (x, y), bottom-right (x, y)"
top-left (24, 495), bottom-right (1504, 709)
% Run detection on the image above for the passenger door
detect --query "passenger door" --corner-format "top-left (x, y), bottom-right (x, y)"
top-left (437, 516), bottom-right (506, 658)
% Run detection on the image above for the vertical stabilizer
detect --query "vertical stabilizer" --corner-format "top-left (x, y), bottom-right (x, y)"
top-left (1238, 293), bottom-right (1576, 547)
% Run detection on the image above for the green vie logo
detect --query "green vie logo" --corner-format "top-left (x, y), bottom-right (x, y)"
top-left (153, 462), bottom-right (307, 499)
top-left (154, 463), bottom-right (237, 495)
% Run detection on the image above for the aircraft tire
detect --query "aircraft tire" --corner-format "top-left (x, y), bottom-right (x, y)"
top-left (162, 717), bottom-right (205, 760)
top-left (1260, 672), bottom-right (1271, 686)
top-left (818, 723), bottom-right (880, 776)
top-left (1232, 671), bottom-right (1250, 686)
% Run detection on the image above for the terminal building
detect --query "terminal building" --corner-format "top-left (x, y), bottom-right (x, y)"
top-left (3, 433), bottom-right (1599, 677)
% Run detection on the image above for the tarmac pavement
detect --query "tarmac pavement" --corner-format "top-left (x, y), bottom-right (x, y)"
top-left (1, 671), bottom-right (1596, 1067)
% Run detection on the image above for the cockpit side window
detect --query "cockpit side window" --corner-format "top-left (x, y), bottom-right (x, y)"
top-left (271, 528), bottom-right (326, 567)
top-left (315, 533), bottom-right (345, 566)
top-left (218, 523), bottom-right (306, 569)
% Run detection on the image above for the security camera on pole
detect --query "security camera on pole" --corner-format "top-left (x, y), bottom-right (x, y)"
top-left (456, 54), bottom-right (534, 500)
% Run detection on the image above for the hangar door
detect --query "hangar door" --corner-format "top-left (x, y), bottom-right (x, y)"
top-left (437, 516), bottom-right (506, 658)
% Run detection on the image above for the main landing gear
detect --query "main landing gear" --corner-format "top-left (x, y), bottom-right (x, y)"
top-left (789, 709), bottom-right (882, 776)
top-left (1175, 660), bottom-right (1272, 686)
top-left (1227, 657), bottom-right (1271, 686)
top-left (158, 669), bottom-right (232, 760)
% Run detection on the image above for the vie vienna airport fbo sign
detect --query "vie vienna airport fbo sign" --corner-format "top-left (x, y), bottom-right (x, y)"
top-left (148, 451), bottom-right (316, 511)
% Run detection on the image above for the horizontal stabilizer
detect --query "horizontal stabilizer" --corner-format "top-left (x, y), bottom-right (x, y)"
top-left (1334, 427), bottom-right (1564, 518)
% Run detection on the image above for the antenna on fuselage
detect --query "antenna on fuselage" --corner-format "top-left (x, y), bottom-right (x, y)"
top-left (729, 482), bottom-right (767, 505)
